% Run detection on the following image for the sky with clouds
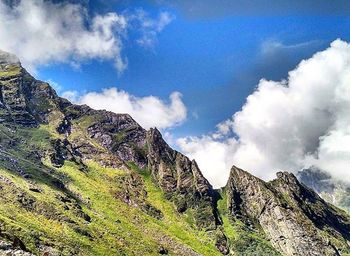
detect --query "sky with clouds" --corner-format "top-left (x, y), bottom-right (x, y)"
top-left (2, 0), bottom-right (350, 187)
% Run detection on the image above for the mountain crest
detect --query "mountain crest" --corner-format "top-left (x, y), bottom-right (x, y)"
top-left (226, 165), bottom-right (350, 255)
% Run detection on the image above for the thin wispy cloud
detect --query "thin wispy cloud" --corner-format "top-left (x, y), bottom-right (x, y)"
top-left (133, 9), bottom-right (175, 48)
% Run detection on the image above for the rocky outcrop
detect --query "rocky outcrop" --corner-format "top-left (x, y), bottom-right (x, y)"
top-left (2, 49), bottom-right (350, 255)
top-left (147, 128), bottom-right (219, 229)
top-left (0, 239), bottom-right (34, 256)
top-left (0, 52), bottom-right (63, 127)
top-left (85, 111), bottom-right (148, 167)
top-left (226, 165), bottom-right (350, 256)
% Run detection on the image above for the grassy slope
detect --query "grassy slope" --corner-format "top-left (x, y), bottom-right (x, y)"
top-left (0, 120), bottom-right (284, 255)
top-left (0, 123), bottom-right (220, 255)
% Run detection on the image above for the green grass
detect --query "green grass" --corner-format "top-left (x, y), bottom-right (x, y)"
top-left (0, 121), bottom-right (280, 255)
top-left (0, 65), bottom-right (21, 77)
top-left (216, 189), bottom-right (281, 256)
top-left (0, 152), bottom-right (222, 255)
top-left (137, 167), bottom-right (221, 255)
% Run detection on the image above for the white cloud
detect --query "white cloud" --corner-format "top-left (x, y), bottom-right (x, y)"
top-left (178, 39), bottom-right (350, 188)
top-left (0, 0), bottom-right (173, 73)
top-left (177, 136), bottom-right (237, 188)
top-left (260, 39), bottom-right (320, 56)
top-left (67, 88), bottom-right (187, 130)
top-left (0, 49), bottom-right (19, 64)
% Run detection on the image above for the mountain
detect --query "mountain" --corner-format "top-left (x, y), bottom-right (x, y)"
top-left (0, 50), bottom-right (349, 256)
top-left (298, 167), bottom-right (350, 213)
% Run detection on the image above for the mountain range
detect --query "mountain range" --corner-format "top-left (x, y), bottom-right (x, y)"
top-left (0, 50), bottom-right (349, 255)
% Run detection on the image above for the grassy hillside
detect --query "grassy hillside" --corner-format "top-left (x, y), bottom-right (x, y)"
top-left (0, 121), bottom-right (285, 255)
top-left (0, 124), bottom-right (223, 255)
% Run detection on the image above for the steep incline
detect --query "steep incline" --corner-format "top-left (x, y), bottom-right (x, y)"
top-left (0, 49), bottom-right (219, 230)
top-left (226, 166), bottom-right (350, 255)
top-left (147, 128), bottom-right (218, 230)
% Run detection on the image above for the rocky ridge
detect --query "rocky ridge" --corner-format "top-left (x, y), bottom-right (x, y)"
top-left (227, 166), bottom-right (350, 255)
top-left (0, 50), bottom-right (349, 255)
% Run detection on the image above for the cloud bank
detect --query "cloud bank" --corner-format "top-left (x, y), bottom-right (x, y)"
top-left (178, 39), bottom-right (350, 188)
top-left (64, 88), bottom-right (187, 130)
top-left (0, 0), bottom-right (173, 73)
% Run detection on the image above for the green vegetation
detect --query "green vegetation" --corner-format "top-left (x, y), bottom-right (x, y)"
top-left (216, 190), bottom-right (281, 256)
top-left (0, 64), bottom-right (21, 77)
top-left (136, 166), bottom-right (220, 255)
top-left (0, 159), bottom-right (222, 255)
top-left (1, 51), bottom-right (350, 256)
top-left (0, 122), bottom-right (284, 255)
top-left (0, 123), bottom-right (221, 255)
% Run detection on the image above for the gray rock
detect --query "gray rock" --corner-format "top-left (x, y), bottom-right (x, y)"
top-left (226, 165), bottom-right (350, 256)
top-left (147, 128), bottom-right (218, 230)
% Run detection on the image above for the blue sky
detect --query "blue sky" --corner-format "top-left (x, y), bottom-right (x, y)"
top-left (2, 0), bottom-right (350, 186)
top-left (31, 1), bottom-right (350, 137)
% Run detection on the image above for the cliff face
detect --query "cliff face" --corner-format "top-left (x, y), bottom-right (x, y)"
top-left (0, 50), bottom-right (349, 256)
top-left (147, 128), bottom-right (218, 230)
top-left (226, 166), bottom-right (350, 255)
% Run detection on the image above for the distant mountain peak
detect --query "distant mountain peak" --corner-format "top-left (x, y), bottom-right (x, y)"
top-left (298, 167), bottom-right (350, 213)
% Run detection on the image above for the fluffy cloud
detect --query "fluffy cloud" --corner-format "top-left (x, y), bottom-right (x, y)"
top-left (178, 39), bottom-right (350, 188)
top-left (0, 0), bottom-right (127, 72)
top-left (0, 0), bottom-right (173, 73)
top-left (67, 88), bottom-right (187, 130)
top-left (177, 136), bottom-right (237, 188)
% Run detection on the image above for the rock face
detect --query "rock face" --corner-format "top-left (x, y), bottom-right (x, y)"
top-left (0, 54), bottom-right (62, 126)
top-left (226, 165), bottom-right (350, 256)
top-left (85, 111), bottom-right (148, 167)
top-left (147, 128), bottom-right (218, 229)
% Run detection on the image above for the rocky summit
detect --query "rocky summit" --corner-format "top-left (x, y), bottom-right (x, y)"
top-left (0, 50), bottom-right (349, 256)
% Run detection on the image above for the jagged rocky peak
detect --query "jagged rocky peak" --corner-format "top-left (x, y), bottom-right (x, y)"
top-left (2, 49), bottom-right (350, 255)
top-left (0, 51), bottom-right (62, 126)
top-left (226, 165), bottom-right (350, 256)
top-left (147, 127), bottom-right (219, 229)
